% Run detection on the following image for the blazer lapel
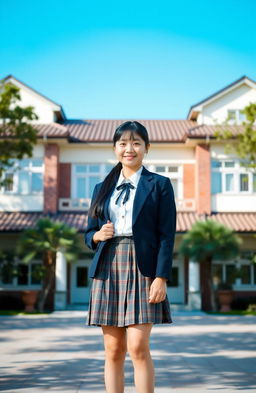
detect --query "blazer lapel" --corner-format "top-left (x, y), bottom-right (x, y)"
top-left (132, 166), bottom-right (154, 226)
top-left (103, 166), bottom-right (154, 226)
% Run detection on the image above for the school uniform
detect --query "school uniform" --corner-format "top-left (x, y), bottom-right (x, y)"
top-left (85, 164), bottom-right (176, 327)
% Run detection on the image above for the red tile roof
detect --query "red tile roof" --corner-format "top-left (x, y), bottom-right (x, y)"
top-left (63, 119), bottom-right (197, 142)
top-left (1, 120), bottom-right (248, 142)
top-left (0, 212), bottom-right (255, 233)
top-left (187, 124), bottom-right (245, 138)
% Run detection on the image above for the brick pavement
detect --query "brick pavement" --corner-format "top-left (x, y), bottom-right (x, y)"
top-left (0, 309), bottom-right (256, 393)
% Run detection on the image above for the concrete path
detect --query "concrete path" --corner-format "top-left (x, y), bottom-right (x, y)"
top-left (0, 309), bottom-right (256, 393)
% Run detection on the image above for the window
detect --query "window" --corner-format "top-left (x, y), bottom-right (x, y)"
top-left (150, 164), bottom-right (182, 199)
top-left (213, 259), bottom-right (255, 287)
top-left (226, 264), bottom-right (237, 285)
top-left (225, 174), bottom-right (234, 192)
top-left (167, 266), bottom-right (179, 287)
top-left (73, 163), bottom-right (114, 199)
top-left (1, 158), bottom-right (44, 195)
top-left (211, 159), bottom-right (255, 194)
top-left (0, 262), bottom-right (42, 287)
top-left (240, 265), bottom-right (251, 284)
top-left (238, 110), bottom-right (246, 123)
top-left (76, 267), bottom-right (88, 287)
top-left (227, 109), bottom-right (247, 125)
top-left (17, 264), bottom-right (29, 285)
top-left (253, 174), bottom-right (256, 193)
top-left (4, 173), bottom-right (14, 192)
top-left (211, 172), bottom-right (222, 193)
top-left (212, 264), bottom-right (223, 286)
top-left (227, 110), bottom-right (236, 124)
top-left (240, 174), bottom-right (249, 192)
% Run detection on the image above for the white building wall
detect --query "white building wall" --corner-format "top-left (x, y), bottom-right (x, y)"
top-left (210, 143), bottom-right (256, 212)
top-left (60, 145), bottom-right (195, 163)
top-left (1, 79), bottom-right (59, 124)
top-left (200, 84), bottom-right (256, 125)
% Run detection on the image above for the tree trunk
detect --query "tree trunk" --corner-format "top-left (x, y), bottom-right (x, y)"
top-left (200, 257), bottom-right (217, 311)
top-left (37, 252), bottom-right (56, 313)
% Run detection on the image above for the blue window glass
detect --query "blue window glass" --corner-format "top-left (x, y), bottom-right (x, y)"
top-left (225, 174), bottom-right (234, 192)
top-left (18, 172), bottom-right (30, 194)
top-left (211, 172), bottom-right (222, 194)
top-left (31, 173), bottom-right (43, 192)
top-left (211, 160), bottom-right (222, 168)
top-left (89, 176), bottom-right (101, 198)
top-left (77, 178), bottom-right (86, 198)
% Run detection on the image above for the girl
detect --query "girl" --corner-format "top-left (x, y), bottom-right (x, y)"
top-left (85, 120), bottom-right (176, 393)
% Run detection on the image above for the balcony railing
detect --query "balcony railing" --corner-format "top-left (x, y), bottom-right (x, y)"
top-left (59, 198), bottom-right (91, 211)
top-left (176, 199), bottom-right (196, 211)
top-left (59, 198), bottom-right (196, 212)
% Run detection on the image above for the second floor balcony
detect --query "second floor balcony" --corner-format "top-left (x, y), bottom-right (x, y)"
top-left (58, 197), bottom-right (196, 212)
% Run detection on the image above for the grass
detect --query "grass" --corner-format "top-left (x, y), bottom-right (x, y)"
top-left (0, 310), bottom-right (52, 315)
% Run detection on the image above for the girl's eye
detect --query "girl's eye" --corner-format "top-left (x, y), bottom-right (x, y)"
top-left (119, 142), bottom-right (140, 146)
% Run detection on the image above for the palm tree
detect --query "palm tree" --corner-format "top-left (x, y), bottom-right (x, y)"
top-left (179, 219), bottom-right (241, 311)
top-left (18, 218), bottom-right (82, 312)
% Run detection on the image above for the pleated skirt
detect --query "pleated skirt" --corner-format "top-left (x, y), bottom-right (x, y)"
top-left (86, 235), bottom-right (172, 327)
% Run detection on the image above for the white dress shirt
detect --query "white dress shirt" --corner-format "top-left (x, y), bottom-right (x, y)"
top-left (108, 165), bottom-right (143, 237)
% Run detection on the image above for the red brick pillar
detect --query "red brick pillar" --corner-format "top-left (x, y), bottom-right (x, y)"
top-left (44, 144), bottom-right (59, 213)
top-left (195, 144), bottom-right (211, 215)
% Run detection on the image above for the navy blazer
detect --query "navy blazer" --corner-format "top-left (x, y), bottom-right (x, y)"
top-left (84, 166), bottom-right (176, 281)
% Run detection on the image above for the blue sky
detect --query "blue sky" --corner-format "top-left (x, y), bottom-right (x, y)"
top-left (1, 0), bottom-right (255, 120)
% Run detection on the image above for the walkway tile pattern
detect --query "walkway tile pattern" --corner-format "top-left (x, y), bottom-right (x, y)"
top-left (0, 310), bottom-right (256, 393)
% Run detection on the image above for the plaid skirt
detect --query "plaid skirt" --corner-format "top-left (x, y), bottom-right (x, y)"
top-left (86, 235), bottom-right (172, 327)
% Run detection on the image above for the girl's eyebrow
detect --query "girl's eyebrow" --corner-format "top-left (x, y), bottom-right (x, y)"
top-left (119, 138), bottom-right (141, 141)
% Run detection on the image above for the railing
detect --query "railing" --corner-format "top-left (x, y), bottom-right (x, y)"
top-left (59, 198), bottom-right (196, 211)
top-left (59, 198), bottom-right (91, 211)
top-left (176, 199), bottom-right (196, 211)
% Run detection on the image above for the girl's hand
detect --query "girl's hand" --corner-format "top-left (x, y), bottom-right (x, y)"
top-left (149, 277), bottom-right (167, 303)
top-left (94, 220), bottom-right (115, 242)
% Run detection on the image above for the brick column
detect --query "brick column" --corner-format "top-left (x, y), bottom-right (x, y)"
top-left (195, 144), bottom-right (211, 215)
top-left (58, 163), bottom-right (71, 198)
top-left (44, 144), bottom-right (59, 213)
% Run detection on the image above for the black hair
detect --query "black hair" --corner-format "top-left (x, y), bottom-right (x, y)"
top-left (88, 121), bottom-right (150, 219)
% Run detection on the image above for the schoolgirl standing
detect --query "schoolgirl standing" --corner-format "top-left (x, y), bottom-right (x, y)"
top-left (85, 120), bottom-right (176, 393)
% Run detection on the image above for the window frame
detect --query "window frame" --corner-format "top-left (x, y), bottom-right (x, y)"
top-left (0, 158), bottom-right (44, 196)
top-left (213, 257), bottom-right (256, 288)
top-left (211, 159), bottom-right (255, 195)
top-left (0, 261), bottom-right (42, 289)
top-left (72, 163), bottom-right (115, 200)
top-left (227, 109), bottom-right (246, 125)
top-left (147, 163), bottom-right (183, 200)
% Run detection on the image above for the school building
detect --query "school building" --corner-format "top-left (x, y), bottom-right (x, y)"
top-left (0, 74), bottom-right (256, 311)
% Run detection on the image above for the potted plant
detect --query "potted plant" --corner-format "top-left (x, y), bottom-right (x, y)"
top-left (21, 290), bottom-right (39, 312)
top-left (216, 281), bottom-right (234, 312)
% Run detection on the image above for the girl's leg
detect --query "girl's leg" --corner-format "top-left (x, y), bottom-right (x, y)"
top-left (101, 325), bottom-right (127, 393)
top-left (127, 323), bottom-right (154, 393)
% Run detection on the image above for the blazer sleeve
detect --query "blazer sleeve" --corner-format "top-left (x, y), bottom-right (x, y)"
top-left (155, 177), bottom-right (177, 280)
top-left (84, 183), bottom-right (101, 251)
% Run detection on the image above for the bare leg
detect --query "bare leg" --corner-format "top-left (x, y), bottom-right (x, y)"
top-left (101, 325), bottom-right (127, 393)
top-left (127, 323), bottom-right (154, 393)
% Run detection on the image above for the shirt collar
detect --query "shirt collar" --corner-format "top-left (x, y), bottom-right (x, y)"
top-left (116, 165), bottom-right (143, 188)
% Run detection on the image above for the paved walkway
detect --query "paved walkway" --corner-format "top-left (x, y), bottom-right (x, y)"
top-left (0, 309), bottom-right (256, 393)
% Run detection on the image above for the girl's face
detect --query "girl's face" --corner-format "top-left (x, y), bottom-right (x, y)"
top-left (113, 131), bottom-right (149, 169)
